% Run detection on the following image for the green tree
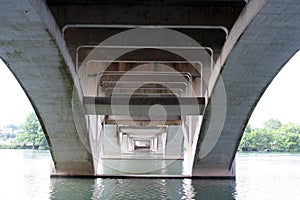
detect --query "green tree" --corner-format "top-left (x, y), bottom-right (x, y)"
top-left (14, 112), bottom-right (48, 150)
top-left (239, 125), bottom-right (250, 151)
top-left (239, 119), bottom-right (300, 152)
top-left (264, 118), bottom-right (282, 130)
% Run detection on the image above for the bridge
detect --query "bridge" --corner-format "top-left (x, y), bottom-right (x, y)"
top-left (0, 0), bottom-right (299, 178)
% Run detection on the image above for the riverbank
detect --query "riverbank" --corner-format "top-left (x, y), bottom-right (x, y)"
top-left (0, 144), bottom-right (48, 150)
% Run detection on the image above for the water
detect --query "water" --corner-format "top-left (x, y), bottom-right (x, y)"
top-left (0, 150), bottom-right (300, 199)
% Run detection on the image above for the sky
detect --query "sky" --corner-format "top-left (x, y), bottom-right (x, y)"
top-left (0, 60), bottom-right (33, 126)
top-left (0, 51), bottom-right (300, 127)
top-left (248, 51), bottom-right (300, 127)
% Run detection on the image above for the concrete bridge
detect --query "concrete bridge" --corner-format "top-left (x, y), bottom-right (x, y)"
top-left (0, 0), bottom-right (299, 178)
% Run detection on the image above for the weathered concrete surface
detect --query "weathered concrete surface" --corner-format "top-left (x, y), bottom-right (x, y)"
top-left (193, 0), bottom-right (300, 177)
top-left (0, 0), bottom-right (94, 175)
top-left (48, 0), bottom-right (244, 29)
top-left (47, 1), bottom-right (244, 66)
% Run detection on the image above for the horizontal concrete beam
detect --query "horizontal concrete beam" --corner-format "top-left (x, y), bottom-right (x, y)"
top-left (48, 3), bottom-right (244, 30)
top-left (47, 0), bottom-right (246, 7)
top-left (83, 96), bottom-right (205, 116)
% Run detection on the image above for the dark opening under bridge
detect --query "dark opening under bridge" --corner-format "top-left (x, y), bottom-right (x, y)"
top-left (0, 0), bottom-right (299, 178)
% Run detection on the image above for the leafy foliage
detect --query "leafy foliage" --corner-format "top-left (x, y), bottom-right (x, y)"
top-left (239, 119), bottom-right (300, 152)
top-left (13, 113), bottom-right (48, 150)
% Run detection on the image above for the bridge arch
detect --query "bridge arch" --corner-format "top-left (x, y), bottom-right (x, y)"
top-left (0, 0), bottom-right (94, 175)
top-left (193, 0), bottom-right (300, 177)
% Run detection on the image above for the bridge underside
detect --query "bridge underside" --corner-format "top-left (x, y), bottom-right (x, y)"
top-left (1, 0), bottom-right (300, 177)
top-left (45, 0), bottom-right (244, 176)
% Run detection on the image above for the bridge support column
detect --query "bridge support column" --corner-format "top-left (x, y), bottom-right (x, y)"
top-left (0, 0), bottom-right (96, 176)
top-left (192, 159), bottom-right (236, 179)
top-left (51, 162), bottom-right (95, 176)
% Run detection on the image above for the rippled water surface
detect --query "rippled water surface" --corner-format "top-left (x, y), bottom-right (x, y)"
top-left (1, 150), bottom-right (300, 199)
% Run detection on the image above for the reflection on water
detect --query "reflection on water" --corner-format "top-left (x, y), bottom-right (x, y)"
top-left (1, 150), bottom-right (300, 199)
top-left (236, 153), bottom-right (300, 200)
top-left (0, 150), bottom-right (51, 200)
top-left (49, 178), bottom-right (236, 200)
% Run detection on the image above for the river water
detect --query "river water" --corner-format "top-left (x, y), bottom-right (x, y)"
top-left (0, 150), bottom-right (300, 200)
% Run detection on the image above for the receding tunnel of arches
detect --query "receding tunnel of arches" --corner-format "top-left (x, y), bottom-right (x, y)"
top-left (2, 45), bottom-right (300, 176)
top-left (2, 46), bottom-right (300, 176)
top-left (79, 44), bottom-right (208, 176)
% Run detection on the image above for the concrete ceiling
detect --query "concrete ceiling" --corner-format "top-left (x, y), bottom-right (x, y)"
top-left (46, 0), bottom-right (246, 6)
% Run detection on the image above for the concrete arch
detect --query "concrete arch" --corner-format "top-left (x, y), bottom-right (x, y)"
top-left (193, 0), bottom-right (300, 177)
top-left (0, 0), bottom-right (94, 175)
